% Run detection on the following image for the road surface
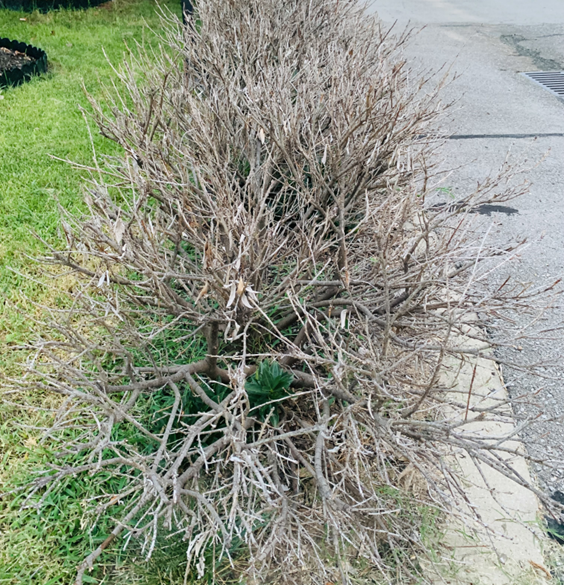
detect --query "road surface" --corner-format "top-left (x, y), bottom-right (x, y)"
top-left (366, 0), bottom-right (564, 496)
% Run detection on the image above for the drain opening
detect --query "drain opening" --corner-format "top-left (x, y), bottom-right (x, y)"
top-left (523, 71), bottom-right (564, 98)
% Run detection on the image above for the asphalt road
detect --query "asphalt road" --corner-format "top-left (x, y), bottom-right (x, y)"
top-left (366, 0), bottom-right (564, 495)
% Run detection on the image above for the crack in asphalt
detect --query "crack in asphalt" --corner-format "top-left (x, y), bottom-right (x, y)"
top-left (450, 133), bottom-right (564, 139)
top-left (501, 33), bottom-right (564, 70)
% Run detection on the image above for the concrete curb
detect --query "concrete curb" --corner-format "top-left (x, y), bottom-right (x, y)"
top-left (432, 340), bottom-right (552, 584)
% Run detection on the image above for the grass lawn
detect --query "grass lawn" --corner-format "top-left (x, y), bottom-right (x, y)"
top-left (0, 1), bottom-right (188, 582)
top-left (0, 0), bottom-right (179, 349)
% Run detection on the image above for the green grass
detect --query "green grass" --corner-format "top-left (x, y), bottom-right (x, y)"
top-left (0, 1), bottom-right (186, 582)
top-left (0, 0), bottom-right (178, 353)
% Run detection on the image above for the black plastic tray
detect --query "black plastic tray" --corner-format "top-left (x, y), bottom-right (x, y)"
top-left (0, 37), bottom-right (47, 88)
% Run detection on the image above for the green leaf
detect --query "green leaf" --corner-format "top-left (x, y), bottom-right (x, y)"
top-left (245, 361), bottom-right (294, 412)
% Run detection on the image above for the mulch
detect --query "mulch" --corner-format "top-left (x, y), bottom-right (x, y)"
top-left (0, 45), bottom-right (35, 73)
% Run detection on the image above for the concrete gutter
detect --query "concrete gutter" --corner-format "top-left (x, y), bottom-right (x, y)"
top-left (431, 339), bottom-right (552, 584)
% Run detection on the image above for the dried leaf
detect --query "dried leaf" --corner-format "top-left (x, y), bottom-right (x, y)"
top-left (114, 218), bottom-right (126, 245)
top-left (195, 282), bottom-right (209, 304)
top-left (204, 240), bottom-right (214, 268)
top-left (226, 282), bottom-right (237, 308)
top-left (240, 293), bottom-right (253, 309)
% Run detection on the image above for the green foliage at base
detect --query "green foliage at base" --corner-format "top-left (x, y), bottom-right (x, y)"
top-left (245, 361), bottom-right (294, 424)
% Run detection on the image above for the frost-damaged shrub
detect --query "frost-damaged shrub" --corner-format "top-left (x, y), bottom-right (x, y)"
top-left (16, 0), bottom-right (562, 583)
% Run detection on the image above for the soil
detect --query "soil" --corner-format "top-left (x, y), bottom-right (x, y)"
top-left (0, 46), bottom-right (35, 73)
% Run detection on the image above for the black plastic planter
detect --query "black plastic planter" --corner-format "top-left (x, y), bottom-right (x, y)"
top-left (0, 0), bottom-right (106, 11)
top-left (0, 37), bottom-right (47, 88)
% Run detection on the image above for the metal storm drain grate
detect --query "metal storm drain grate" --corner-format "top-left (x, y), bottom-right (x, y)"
top-left (523, 71), bottom-right (564, 98)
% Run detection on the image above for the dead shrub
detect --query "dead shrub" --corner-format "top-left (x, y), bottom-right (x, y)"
top-left (11, 0), bottom-right (563, 583)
